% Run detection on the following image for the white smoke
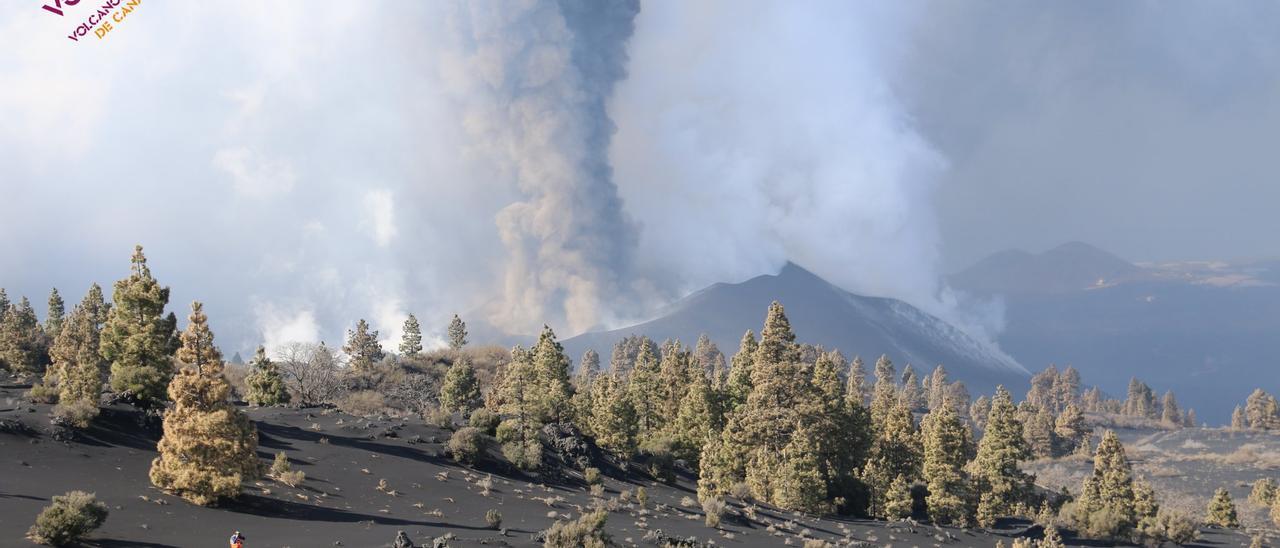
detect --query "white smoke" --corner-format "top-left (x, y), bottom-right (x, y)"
top-left (609, 1), bottom-right (1006, 344)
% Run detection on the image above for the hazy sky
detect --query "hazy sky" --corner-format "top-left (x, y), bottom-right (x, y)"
top-left (1, 2), bottom-right (1277, 352)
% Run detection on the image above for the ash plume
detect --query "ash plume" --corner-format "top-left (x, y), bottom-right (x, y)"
top-left (439, 0), bottom-right (642, 335)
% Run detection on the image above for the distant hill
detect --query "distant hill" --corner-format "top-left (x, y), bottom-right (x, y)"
top-left (562, 262), bottom-right (1028, 396)
top-left (950, 241), bottom-right (1149, 295)
top-left (951, 242), bottom-right (1280, 424)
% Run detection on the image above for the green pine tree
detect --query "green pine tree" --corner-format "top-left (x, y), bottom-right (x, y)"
top-left (1073, 430), bottom-right (1136, 536)
top-left (671, 368), bottom-right (716, 464)
top-left (244, 346), bottom-right (290, 406)
top-left (530, 325), bottom-right (572, 423)
top-left (54, 293), bottom-right (108, 411)
top-left (399, 314), bottom-right (423, 357)
top-left (343, 319), bottom-right (384, 373)
top-left (922, 401), bottom-right (973, 525)
top-left (101, 246), bottom-right (175, 405)
top-left (883, 474), bottom-right (914, 520)
top-left (1206, 487), bottom-right (1240, 528)
top-left (723, 330), bottom-right (757, 413)
top-left (588, 372), bottom-right (638, 459)
top-left (45, 288), bottom-right (65, 340)
top-left (869, 354), bottom-right (898, 427)
top-left (845, 355), bottom-right (869, 409)
top-left (0, 296), bottom-right (48, 375)
top-left (440, 359), bottom-right (482, 416)
top-left (969, 386), bottom-right (1031, 526)
top-left (864, 400), bottom-right (921, 517)
top-left (447, 314), bottom-right (468, 351)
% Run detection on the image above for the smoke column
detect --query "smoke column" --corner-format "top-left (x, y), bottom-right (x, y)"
top-left (439, 0), bottom-right (642, 335)
top-left (610, 1), bottom-right (1007, 345)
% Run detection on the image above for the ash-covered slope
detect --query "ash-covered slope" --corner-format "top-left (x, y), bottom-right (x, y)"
top-left (564, 263), bottom-right (1028, 394)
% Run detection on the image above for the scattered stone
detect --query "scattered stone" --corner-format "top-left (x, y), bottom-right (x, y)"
top-left (392, 529), bottom-right (415, 548)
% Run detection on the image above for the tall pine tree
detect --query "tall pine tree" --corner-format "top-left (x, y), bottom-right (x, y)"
top-left (970, 386), bottom-right (1031, 526)
top-left (343, 319), bottom-right (384, 373)
top-left (447, 314), bottom-right (468, 351)
top-left (101, 246), bottom-right (175, 405)
top-left (244, 346), bottom-right (290, 406)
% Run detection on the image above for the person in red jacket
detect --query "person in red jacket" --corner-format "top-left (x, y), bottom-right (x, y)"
top-left (230, 531), bottom-right (246, 547)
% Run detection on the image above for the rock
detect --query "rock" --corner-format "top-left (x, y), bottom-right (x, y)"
top-left (392, 530), bottom-right (415, 548)
top-left (540, 422), bottom-right (602, 470)
top-left (0, 418), bottom-right (35, 436)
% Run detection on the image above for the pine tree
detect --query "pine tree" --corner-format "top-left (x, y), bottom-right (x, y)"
top-left (0, 288), bottom-right (8, 323)
top-left (1232, 405), bottom-right (1247, 429)
top-left (45, 288), bottom-right (65, 340)
top-left (447, 314), bottom-right (468, 351)
top-left (870, 354), bottom-right (898, 427)
top-left (1185, 408), bottom-right (1197, 427)
top-left (723, 330), bottom-right (757, 413)
top-left (399, 314), bottom-right (422, 357)
top-left (578, 349), bottom-right (601, 382)
top-left (922, 401), bottom-right (973, 525)
top-left (694, 333), bottom-right (727, 389)
top-left (883, 473), bottom-right (914, 520)
top-left (101, 246), bottom-right (175, 405)
top-left (588, 373), bottom-right (638, 459)
top-left (1023, 406), bottom-right (1058, 458)
top-left (671, 369), bottom-right (716, 464)
top-left (607, 335), bottom-right (656, 376)
top-left (774, 426), bottom-right (828, 513)
top-left (490, 346), bottom-right (543, 470)
top-left (1245, 389), bottom-right (1280, 430)
top-left (343, 319), bottom-right (384, 373)
top-left (900, 365), bottom-right (925, 411)
top-left (1081, 386), bottom-right (1102, 413)
top-left (1160, 392), bottom-right (1182, 427)
top-left (1041, 525), bottom-right (1066, 548)
top-left (1206, 487), bottom-right (1240, 528)
top-left (440, 359), bottom-right (482, 416)
top-left (530, 325), bottom-right (572, 423)
top-left (1250, 478), bottom-right (1277, 507)
top-left (244, 346), bottom-right (290, 406)
top-left (656, 340), bottom-right (694, 425)
top-left (1123, 377), bottom-right (1157, 419)
top-left (970, 395), bottom-right (991, 430)
top-left (1057, 366), bottom-right (1082, 410)
top-left (864, 401), bottom-right (921, 517)
top-left (845, 355), bottom-right (869, 409)
top-left (1054, 403), bottom-right (1089, 454)
top-left (0, 297), bottom-right (48, 375)
top-left (1074, 430), bottom-right (1136, 535)
top-left (628, 341), bottom-right (663, 437)
top-left (927, 365), bottom-right (949, 411)
top-left (149, 302), bottom-right (258, 506)
top-left (1026, 365), bottom-right (1059, 412)
top-left (970, 386), bottom-right (1031, 526)
top-left (53, 295), bottom-right (108, 411)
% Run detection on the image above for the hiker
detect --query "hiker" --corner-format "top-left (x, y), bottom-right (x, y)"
top-left (230, 531), bottom-right (246, 547)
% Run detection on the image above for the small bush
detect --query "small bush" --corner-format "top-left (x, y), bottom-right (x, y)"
top-left (271, 451), bottom-right (291, 476)
top-left (542, 510), bottom-right (608, 548)
top-left (51, 400), bottom-right (98, 429)
top-left (278, 470), bottom-right (306, 487)
top-left (495, 419), bottom-right (518, 444)
top-left (590, 484), bottom-right (605, 498)
top-left (27, 491), bottom-right (108, 546)
top-left (28, 383), bottom-right (59, 404)
top-left (1151, 509), bottom-right (1199, 544)
top-left (730, 481), bottom-right (752, 500)
top-left (340, 390), bottom-right (386, 416)
top-left (485, 508), bottom-right (502, 529)
top-left (469, 408), bottom-right (500, 435)
top-left (584, 467), bottom-right (602, 485)
top-left (425, 407), bottom-right (454, 430)
top-left (502, 439), bottom-right (542, 471)
top-left (702, 496), bottom-right (726, 528)
top-left (448, 427), bottom-right (489, 464)
top-left (636, 487), bottom-right (648, 508)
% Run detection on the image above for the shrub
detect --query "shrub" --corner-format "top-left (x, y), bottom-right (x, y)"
top-left (28, 383), bottom-right (59, 404)
top-left (495, 419), bottom-right (518, 444)
top-left (469, 408), bottom-right (500, 435)
top-left (729, 481), bottom-right (752, 500)
top-left (542, 510), bottom-right (608, 548)
top-left (636, 486), bottom-right (648, 508)
top-left (485, 508), bottom-right (502, 529)
top-left (448, 427), bottom-right (489, 464)
top-left (51, 400), bottom-right (98, 429)
top-left (502, 439), bottom-right (542, 471)
top-left (26, 491), bottom-right (108, 546)
top-left (278, 470), bottom-right (306, 487)
top-left (590, 484), bottom-right (605, 498)
top-left (1151, 509), bottom-right (1199, 544)
top-left (1251, 478), bottom-right (1277, 507)
top-left (584, 467), bottom-right (602, 485)
top-left (340, 390), bottom-right (386, 417)
top-left (270, 451), bottom-right (291, 477)
top-left (425, 406), bottom-right (454, 430)
top-left (702, 496), bottom-right (726, 528)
